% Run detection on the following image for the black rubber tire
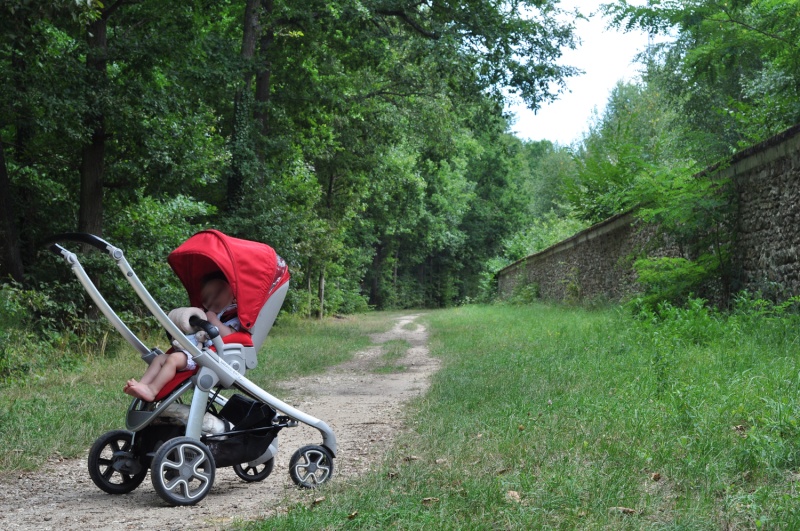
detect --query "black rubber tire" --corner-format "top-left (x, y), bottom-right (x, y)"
top-left (233, 458), bottom-right (275, 482)
top-left (88, 430), bottom-right (147, 495)
top-left (150, 437), bottom-right (216, 506)
top-left (289, 445), bottom-right (334, 488)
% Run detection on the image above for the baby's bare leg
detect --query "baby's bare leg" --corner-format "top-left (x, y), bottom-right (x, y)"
top-left (137, 354), bottom-right (169, 386)
top-left (125, 352), bottom-right (188, 402)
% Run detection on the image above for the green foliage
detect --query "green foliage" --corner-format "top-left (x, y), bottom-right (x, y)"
top-left (1, 0), bottom-right (582, 358)
top-left (0, 283), bottom-right (101, 384)
top-left (633, 256), bottom-right (713, 308)
top-left (105, 193), bottom-right (216, 311)
top-left (563, 81), bottom-right (686, 222)
top-left (473, 256), bottom-right (512, 303)
top-left (503, 210), bottom-right (588, 261)
top-left (605, 0), bottom-right (800, 158)
top-left (505, 281), bottom-right (540, 305)
top-left (521, 141), bottom-right (576, 218)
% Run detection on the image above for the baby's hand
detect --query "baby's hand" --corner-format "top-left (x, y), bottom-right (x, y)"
top-left (205, 311), bottom-right (222, 326)
top-left (205, 310), bottom-right (234, 337)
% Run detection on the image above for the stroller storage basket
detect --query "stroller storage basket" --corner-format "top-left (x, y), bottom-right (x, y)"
top-left (219, 394), bottom-right (277, 429)
top-left (204, 395), bottom-right (279, 468)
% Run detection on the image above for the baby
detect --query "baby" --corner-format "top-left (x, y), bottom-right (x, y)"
top-left (124, 272), bottom-right (242, 402)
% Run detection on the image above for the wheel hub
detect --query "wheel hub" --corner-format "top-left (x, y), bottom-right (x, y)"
top-left (180, 462), bottom-right (194, 481)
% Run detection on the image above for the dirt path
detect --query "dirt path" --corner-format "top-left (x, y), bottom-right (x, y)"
top-left (0, 314), bottom-right (438, 530)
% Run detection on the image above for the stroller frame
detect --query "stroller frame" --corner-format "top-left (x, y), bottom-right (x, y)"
top-left (47, 233), bottom-right (337, 505)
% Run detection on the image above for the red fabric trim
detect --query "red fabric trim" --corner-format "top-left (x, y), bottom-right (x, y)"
top-left (154, 368), bottom-right (197, 401)
top-left (222, 331), bottom-right (253, 347)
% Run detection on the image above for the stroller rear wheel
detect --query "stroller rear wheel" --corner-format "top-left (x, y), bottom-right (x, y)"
top-left (88, 430), bottom-right (147, 494)
top-left (233, 458), bottom-right (274, 482)
top-left (151, 437), bottom-right (216, 506)
top-left (289, 445), bottom-right (334, 488)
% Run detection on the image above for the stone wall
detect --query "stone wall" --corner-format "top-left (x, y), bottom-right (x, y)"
top-left (497, 212), bottom-right (675, 301)
top-left (730, 125), bottom-right (800, 297)
top-left (498, 124), bottom-right (800, 302)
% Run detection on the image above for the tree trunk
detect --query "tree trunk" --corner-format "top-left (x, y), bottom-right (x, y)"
top-left (228, 0), bottom-right (262, 208)
top-left (11, 42), bottom-right (32, 166)
top-left (0, 141), bottom-right (24, 282)
top-left (306, 259), bottom-right (314, 318)
top-left (393, 249), bottom-right (399, 288)
top-left (78, 16), bottom-right (109, 236)
top-left (318, 267), bottom-right (326, 319)
top-left (369, 244), bottom-right (385, 308)
top-left (5, 39), bottom-right (30, 281)
top-left (253, 0), bottom-right (274, 139)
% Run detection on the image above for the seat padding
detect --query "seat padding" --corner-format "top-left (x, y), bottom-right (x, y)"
top-left (154, 368), bottom-right (197, 401)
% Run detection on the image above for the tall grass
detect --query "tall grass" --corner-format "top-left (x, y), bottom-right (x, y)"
top-left (256, 299), bottom-right (800, 529)
top-left (0, 313), bottom-right (383, 471)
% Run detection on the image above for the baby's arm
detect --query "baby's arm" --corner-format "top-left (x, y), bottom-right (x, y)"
top-left (205, 311), bottom-right (236, 337)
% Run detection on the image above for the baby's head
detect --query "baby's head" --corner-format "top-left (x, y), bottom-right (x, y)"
top-left (201, 271), bottom-right (234, 313)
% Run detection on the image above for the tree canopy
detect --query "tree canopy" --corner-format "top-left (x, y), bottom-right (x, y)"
top-left (0, 0), bottom-right (579, 317)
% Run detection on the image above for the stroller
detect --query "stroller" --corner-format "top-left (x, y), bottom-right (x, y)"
top-left (47, 230), bottom-right (337, 506)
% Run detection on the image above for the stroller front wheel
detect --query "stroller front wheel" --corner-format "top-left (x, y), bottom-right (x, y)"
top-left (151, 437), bottom-right (216, 506)
top-left (289, 445), bottom-right (334, 488)
top-left (88, 430), bottom-right (148, 495)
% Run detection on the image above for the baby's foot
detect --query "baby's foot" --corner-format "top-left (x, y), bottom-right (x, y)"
top-left (124, 382), bottom-right (156, 402)
top-left (123, 378), bottom-right (138, 392)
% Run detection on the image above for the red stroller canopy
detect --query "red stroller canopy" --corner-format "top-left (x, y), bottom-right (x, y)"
top-left (167, 230), bottom-right (287, 330)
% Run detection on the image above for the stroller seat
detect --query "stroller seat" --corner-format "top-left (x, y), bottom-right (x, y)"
top-left (153, 331), bottom-right (257, 402)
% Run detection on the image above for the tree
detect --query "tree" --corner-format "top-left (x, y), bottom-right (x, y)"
top-left (562, 81), bottom-right (684, 222)
top-left (604, 0), bottom-right (800, 158)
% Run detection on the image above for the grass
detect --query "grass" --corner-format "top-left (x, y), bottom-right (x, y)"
top-left (0, 312), bottom-right (384, 471)
top-left (249, 301), bottom-right (800, 530)
top-left (372, 339), bottom-right (409, 374)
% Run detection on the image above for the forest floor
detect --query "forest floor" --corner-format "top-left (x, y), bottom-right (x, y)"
top-left (0, 313), bottom-right (437, 530)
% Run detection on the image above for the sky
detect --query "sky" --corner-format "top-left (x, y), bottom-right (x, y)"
top-left (507, 0), bottom-right (655, 146)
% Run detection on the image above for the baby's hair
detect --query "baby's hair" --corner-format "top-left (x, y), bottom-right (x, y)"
top-left (201, 270), bottom-right (227, 285)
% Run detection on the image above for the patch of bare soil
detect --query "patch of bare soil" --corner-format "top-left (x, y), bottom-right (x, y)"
top-left (0, 314), bottom-right (437, 530)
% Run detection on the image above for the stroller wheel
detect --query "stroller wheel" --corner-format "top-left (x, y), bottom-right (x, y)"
top-left (289, 445), bottom-right (334, 488)
top-left (151, 437), bottom-right (216, 506)
top-left (233, 458), bottom-right (274, 482)
top-left (88, 430), bottom-right (148, 495)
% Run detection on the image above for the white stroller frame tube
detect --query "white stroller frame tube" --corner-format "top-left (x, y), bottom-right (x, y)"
top-left (47, 234), bottom-right (337, 456)
top-left (49, 244), bottom-right (154, 360)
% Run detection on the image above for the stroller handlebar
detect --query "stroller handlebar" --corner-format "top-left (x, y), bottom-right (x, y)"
top-left (188, 316), bottom-right (220, 340)
top-left (45, 233), bottom-right (119, 257)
